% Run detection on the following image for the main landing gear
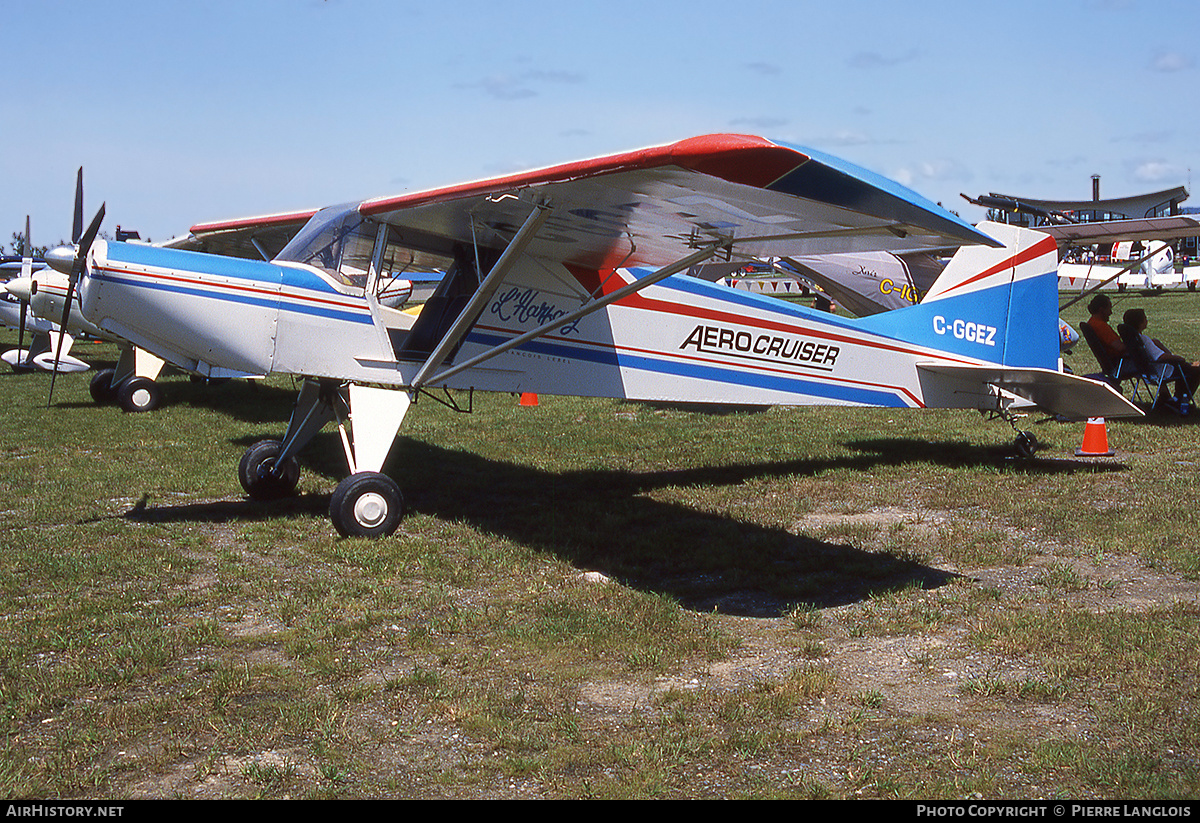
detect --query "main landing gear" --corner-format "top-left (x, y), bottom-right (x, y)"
top-left (237, 378), bottom-right (412, 538)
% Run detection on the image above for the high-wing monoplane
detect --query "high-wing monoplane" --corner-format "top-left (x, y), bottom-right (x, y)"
top-left (7, 171), bottom-right (193, 410)
top-left (0, 215), bottom-right (93, 374)
top-left (962, 192), bottom-right (1200, 294)
top-left (47, 135), bottom-right (1140, 537)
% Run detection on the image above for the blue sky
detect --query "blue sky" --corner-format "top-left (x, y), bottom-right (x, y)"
top-left (3, 0), bottom-right (1197, 248)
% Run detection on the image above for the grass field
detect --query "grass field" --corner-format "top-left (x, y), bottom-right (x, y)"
top-left (0, 289), bottom-right (1198, 799)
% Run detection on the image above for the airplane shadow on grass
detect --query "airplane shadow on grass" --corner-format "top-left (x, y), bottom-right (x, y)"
top-left (124, 435), bottom-right (1128, 617)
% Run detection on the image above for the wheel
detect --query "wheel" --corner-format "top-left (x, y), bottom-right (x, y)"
top-left (1014, 431), bottom-right (1039, 459)
top-left (89, 368), bottom-right (118, 404)
top-left (329, 472), bottom-right (404, 538)
top-left (238, 440), bottom-right (301, 500)
top-left (117, 376), bottom-right (162, 413)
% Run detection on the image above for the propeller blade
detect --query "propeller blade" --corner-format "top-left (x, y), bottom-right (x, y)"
top-left (49, 202), bottom-right (104, 405)
top-left (71, 203), bottom-right (105, 280)
top-left (20, 215), bottom-right (32, 278)
top-left (72, 168), bottom-right (84, 244)
top-left (17, 216), bottom-right (31, 365)
top-left (16, 297), bottom-right (27, 366)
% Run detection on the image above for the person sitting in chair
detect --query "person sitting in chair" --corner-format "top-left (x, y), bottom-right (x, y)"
top-left (1121, 307), bottom-right (1200, 407)
top-left (1085, 294), bottom-right (1126, 360)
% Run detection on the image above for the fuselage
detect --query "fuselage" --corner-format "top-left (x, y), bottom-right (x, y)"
top-left (75, 219), bottom-right (1061, 411)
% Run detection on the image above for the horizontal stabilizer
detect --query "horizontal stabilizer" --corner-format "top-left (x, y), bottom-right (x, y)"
top-left (916, 363), bottom-right (1142, 421)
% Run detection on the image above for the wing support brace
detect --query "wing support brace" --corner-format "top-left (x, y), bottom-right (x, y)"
top-left (409, 201), bottom-right (553, 391)
top-left (1058, 242), bottom-right (1173, 312)
top-left (425, 241), bottom-right (723, 387)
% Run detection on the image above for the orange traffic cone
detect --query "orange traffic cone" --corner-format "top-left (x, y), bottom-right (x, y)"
top-left (1075, 417), bottom-right (1115, 457)
top-left (519, 393), bottom-right (539, 407)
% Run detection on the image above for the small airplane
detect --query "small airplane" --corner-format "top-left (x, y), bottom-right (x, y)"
top-left (961, 192), bottom-right (1200, 295)
top-left (0, 215), bottom-right (93, 374)
top-left (710, 243), bottom-right (1084, 356)
top-left (6, 172), bottom-right (182, 410)
top-left (45, 134), bottom-right (1140, 538)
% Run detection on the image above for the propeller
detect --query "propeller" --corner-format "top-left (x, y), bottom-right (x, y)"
top-left (15, 216), bottom-right (32, 366)
top-left (46, 168), bottom-right (104, 405)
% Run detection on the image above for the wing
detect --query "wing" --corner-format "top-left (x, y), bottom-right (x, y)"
top-left (164, 208), bottom-right (319, 260)
top-left (359, 135), bottom-right (999, 270)
top-left (1040, 216), bottom-right (1200, 248)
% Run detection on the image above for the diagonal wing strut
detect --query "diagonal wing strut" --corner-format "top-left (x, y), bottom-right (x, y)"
top-left (409, 201), bottom-right (553, 391)
top-left (423, 240), bottom-right (723, 388)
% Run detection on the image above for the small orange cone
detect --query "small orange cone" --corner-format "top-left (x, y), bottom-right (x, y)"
top-left (519, 393), bottom-right (539, 407)
top-left (1075, 417), bottom-right (1115, 457)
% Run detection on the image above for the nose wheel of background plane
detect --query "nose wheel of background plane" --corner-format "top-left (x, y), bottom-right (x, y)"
top-left (88, 368), bottom-right (163, 413)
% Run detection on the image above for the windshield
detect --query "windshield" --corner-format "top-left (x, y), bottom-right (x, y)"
top-left (276, 204), bottom-right (376, 289)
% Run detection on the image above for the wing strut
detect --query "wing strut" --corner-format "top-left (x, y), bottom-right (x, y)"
top-left (410, 201), bottom-right (552, 390)
top-left (1058, 242), bottom-right (1172, 312)
top-left (425, 241), bottom-right (723, 387)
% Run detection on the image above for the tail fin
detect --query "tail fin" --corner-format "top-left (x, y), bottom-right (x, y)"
top-left (857, 221), bottom-right (1060, 369)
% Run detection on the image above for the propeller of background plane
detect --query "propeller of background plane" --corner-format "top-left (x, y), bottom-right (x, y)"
top-left (14, 215), bottom-right (33, 366)
top-left (44, 168), bottom-right (104, 405)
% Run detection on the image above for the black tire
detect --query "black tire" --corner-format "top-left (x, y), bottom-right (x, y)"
top-left (117, 376), bottom-right (162, 413)
top-left (1014, 431), bottom-right (1039, 459)
top-left (89, 368), bottom-right (118, 404)
top-left (329, 472), bottom-right (404, 538)
top-left (238, 440), bottom-right (301, 500)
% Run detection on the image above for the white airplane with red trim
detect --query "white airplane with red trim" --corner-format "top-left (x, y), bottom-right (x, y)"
top-left (44, 135), bottom-right (1140, 537)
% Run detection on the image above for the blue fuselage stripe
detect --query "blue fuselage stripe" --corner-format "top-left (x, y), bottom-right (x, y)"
top-left (466, 330), bottom-right (906, 406)
top-left (90, 269), bottom-right (373, 325)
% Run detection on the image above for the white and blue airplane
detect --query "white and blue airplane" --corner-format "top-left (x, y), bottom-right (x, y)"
top-left (43, 134), bottom-right (1140, 537)
top-left (1, 216), bottom-right (92, 374)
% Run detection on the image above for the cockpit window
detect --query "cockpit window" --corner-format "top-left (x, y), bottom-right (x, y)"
top-left (276, 205), bottom-right (376, 289)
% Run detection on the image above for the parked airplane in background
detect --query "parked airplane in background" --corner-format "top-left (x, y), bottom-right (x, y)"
top-left (1, 216), bottom-right (92, 374)
top-left (44, 135), bottom-right (1139, 538)
top-left (961, 192), bottom-right (1200, 295)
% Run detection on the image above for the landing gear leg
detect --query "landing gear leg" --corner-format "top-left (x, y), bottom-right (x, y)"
top-left (328, 384), bottom-right (412, 539)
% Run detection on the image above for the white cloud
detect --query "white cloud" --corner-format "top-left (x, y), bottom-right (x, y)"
top-left (893, 158), bottom-right (973, 187)
top-left (1151, 51), bottom-right (1194, 72)
top-left (729, 116), bottom-right (789, 130)
top-left (743, 61), bottom-right (782, 76)
top-left (846, 49), bottom-right (919, 70)
top-left (1129, 159), bottom-right (1185, 183)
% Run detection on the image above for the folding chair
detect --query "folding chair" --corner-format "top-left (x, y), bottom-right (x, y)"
top-left (1077, 321), bottom-right (1137, 392)
top-left (1116, 323), bottom-right (1190, 413)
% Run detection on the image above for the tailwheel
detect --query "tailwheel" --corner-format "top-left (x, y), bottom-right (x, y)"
top-left (329, 472), bottom-right (404, 538)
top-left (89, 368), bottom-right (118, 404)
top-left (117, 376), bottom-right (162, 413)
top-left (238, 439), bottom-right (301, 500)
top-left (1014, 430), bottom-right (1040, 459)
